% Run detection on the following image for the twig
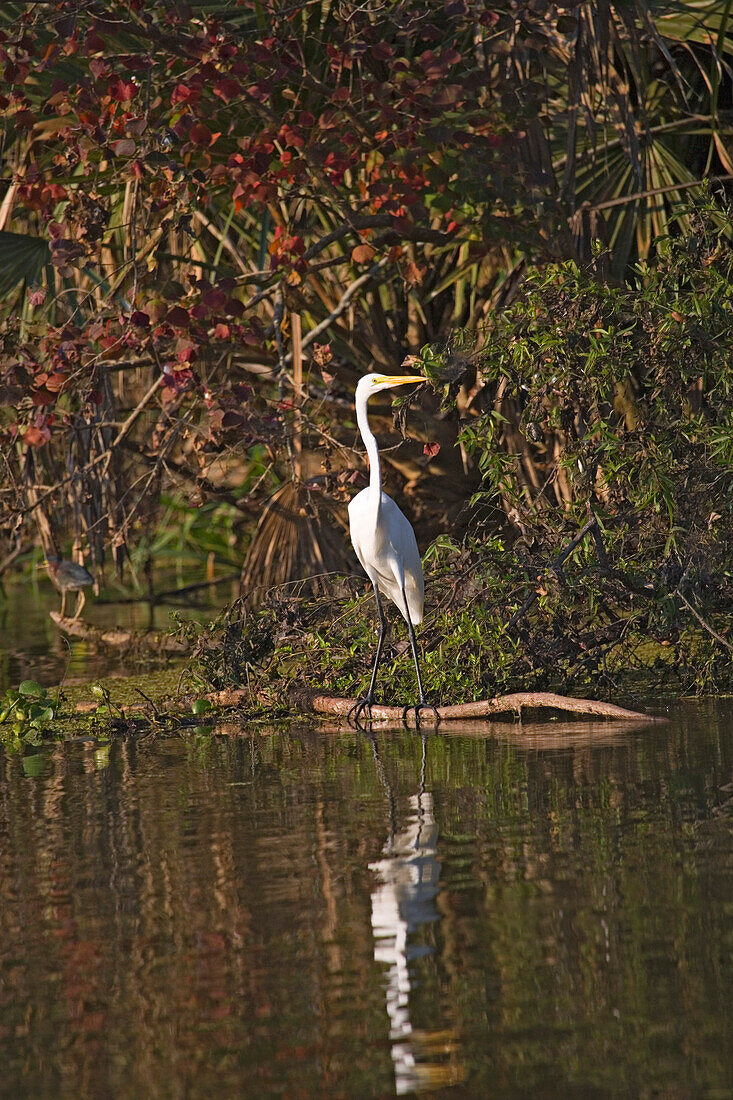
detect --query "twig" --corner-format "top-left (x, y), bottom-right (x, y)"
top-left (95, 572), bottom-right (240, 605)
top-left (675, 589), bottom-right (733, 653)
top-left (0, 542), bottom-right (24, 579)
top-left (282, 257), bottom-right (388, 365)
top-left (506, 517), bottom-right (597, 629)
top-left (587, 173), bottom-right (733, 213)
top-left (302, 213), bottom-right (453, 263)
top-left (292, 310), bottom-right (303, 480)
top-left (109, 373), bottom-right (164, 451)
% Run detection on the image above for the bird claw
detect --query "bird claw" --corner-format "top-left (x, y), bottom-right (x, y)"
top-left (348, 697), bottom-right (375, 729)
top-left (402, 701), bottom-right (440, 729)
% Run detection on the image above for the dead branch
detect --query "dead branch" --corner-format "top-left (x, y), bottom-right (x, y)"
top-left (0, 542), bottom-right (25, 579)
top-left (303, 691), bottom-right (661, 724)
top-left (675, 589), bottom-right (733, 653)
top-left (50, 611), bottom-right (186, 653)
top-left (65, 685), bottom-right (660, 731)
top-left (95, 572), bottom-right (240, 605)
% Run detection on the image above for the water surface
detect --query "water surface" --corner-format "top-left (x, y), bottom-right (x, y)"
top-left (0, 702), bottom-right (731, 1098)
top-left (0, 568), bottom-right (235, 692)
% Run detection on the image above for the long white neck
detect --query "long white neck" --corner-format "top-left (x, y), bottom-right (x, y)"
top-left (356, 386), bottom-right (382, 505)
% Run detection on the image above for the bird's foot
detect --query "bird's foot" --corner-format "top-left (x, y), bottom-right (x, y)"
top-left (402, 700), bottom-right (440, 729)
top-left (348, 696), bottom-right (375, 729)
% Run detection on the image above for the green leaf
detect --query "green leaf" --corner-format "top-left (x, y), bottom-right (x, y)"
top-left (18, 680), bottom-right (44, 697)
top-left (0, 231), bottom-right (51, 298)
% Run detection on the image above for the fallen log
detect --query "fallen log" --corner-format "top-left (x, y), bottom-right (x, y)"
top-left (67, 682), bottom-right (660, 730)
top-left (305, 691), bottom-right (661, 724)
top-left (50, 611), bottom-right (187, 654)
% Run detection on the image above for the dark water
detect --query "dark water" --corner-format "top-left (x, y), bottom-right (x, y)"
top-left (0, 703), bottom-right (731, 1099)
top-left (0, 570), bottom-right (235, 692)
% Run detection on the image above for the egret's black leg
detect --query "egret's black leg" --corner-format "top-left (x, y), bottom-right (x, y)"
top-left (400, 585), bottom-right (440, 729)
top-left (348, 586), bottom-right (388, 729)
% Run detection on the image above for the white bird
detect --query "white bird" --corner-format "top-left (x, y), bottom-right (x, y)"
top-left (348, 372), bottom-right (439, 727)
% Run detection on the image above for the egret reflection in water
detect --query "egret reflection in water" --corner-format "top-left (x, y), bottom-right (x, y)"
top-left (369, 734), bottom-right (465, 1094)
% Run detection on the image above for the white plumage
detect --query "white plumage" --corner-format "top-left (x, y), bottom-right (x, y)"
top-left (348, 488), bottom-right (424, 625)
top-left (347, 372), bottom-right (437, 727)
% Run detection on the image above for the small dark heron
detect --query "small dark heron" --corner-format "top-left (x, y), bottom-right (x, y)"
top-left (46, 557), bottom-right (94, 620)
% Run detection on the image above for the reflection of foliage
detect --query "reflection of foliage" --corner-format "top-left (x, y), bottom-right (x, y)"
top-left (0, 717), bottom-right (730, 1095)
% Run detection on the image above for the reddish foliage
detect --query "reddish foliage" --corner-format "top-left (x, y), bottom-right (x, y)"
top-left (0, 0), bottom-right (524, 563)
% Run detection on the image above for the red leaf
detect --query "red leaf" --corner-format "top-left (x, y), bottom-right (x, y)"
top-left (441, 48), bottom-right (462, 67)
top-left (372, 42), bottom-right (394, 61)
top-left (110, 138), bottom-right (135, 157)
top-left (85, 31), bottom-right (106, 54)
top-left (189, 122), bottom-right (212, 146)
top-left (332, 86), bottom-right (350, 104)
top-left (403, 260), bottom-right (425, 285)
top-left (126, 116), bottom-right (148, 137)
top-left (213, 77), bottom-right (240, 102)
top-left (27, 286), bottom-right (46, 307)
top-left (23, 424), bottom-right (51, 447)
top-left (351, 243), bottom-right (376, 264)
top-left (423, 441), bottom-right (440, 458)
top-left (202, 288), bottom-right (227, 311)
top-left (166, 306), bottom-right (190, 328)
top-left (32, 390), bottom-right (55, 406)
top-left (89, 57), bottom-right (109, 80)
top-left (109, 77), bottom-right (138, 102)
top-left (45, 372), bottom-right (67, 393)
top-left (313, 343), bottom-right (332, 368)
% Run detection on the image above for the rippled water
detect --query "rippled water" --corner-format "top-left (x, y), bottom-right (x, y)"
top-left (0, 703), bottom-right (731, 1098)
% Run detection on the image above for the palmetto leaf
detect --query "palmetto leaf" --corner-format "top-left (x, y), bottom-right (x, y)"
top-left (0, 230), bottom-right (50, 299)
top-left (515, 1), bottom-right (733, 270)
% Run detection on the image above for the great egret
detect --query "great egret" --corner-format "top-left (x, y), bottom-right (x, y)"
top-left (348, 373), bottom-right (439, 728)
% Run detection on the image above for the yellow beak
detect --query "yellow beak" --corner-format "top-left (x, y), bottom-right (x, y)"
top-left (374, 374), bottom-right (426, 386)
